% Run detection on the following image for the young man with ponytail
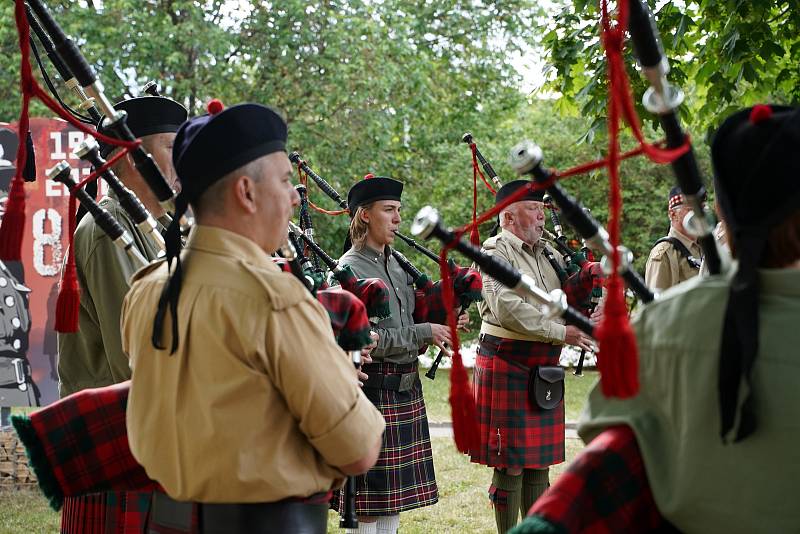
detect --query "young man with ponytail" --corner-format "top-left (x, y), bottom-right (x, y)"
top-left (338, 176), bottom-right (464, 534)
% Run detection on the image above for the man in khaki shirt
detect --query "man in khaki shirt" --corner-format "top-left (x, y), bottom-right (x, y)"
top-left (121, 102), bottom-right (384, 534)
top-left (644, 186), bottom-right (703, 291)
top-left (470, 180), bottom-right (594, 534)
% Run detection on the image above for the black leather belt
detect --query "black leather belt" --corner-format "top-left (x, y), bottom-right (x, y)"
top-left (150, 492), bottom-right (328, 534)
top-left (362, 371), bottom-right (418, 392)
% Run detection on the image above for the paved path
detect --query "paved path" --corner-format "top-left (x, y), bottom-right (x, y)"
top-left (429, 422), bottom-right (579, 440)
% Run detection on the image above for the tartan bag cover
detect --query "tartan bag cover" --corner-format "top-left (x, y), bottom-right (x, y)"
top-left (344, 360), bottom-right (438, 515)
top-left (509, 426), bottom-right (677, 534)
top-left (413, 263), bottom-right (483, 325)
top-left (11, 381), bottom-right (158, 512)
top-left (470, 336), bottom-right (565, 469)
top-left (334, 264), bottom-right (392, 321)
top-left (562, 261), bottom-right (604, 313)
top-left (315, 287), bottom-right (372, 350)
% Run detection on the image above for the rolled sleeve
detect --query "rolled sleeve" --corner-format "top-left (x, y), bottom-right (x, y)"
top-left (265, 297), bottom-right (385, 468)
top-left (309, 391), bottom-right (385, 467)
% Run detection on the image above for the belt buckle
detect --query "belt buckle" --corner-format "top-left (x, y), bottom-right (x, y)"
top-left (398, 372), bottom-right (415, 392)
top-left (11, 358), bottom-right (27, 392)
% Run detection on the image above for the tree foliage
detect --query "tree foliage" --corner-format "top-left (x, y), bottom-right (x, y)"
top-left (2, 0), bottom-right (717, 314)
top-left (540, 0), bottom-right (800, 140)
top-left (2, 0), bottom-right (542, 263)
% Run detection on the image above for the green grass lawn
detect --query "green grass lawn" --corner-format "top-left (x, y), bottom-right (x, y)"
top-left (422, 368), bottom-right (599, 424)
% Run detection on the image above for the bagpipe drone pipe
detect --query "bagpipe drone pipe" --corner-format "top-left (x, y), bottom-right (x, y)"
top-left (288, 151), bottom-right (483, 332)
top-left (461, 134), bottom-right (606, 376)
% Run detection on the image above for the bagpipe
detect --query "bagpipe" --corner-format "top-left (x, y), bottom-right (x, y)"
top-left (288, 221), bottom-right (392, 323)
top-left (403, 0), bottom-right (726, 449)
top-left (462, 134), bottom-right (606, 375)
top-left (464, 133), bottom-right (605, 300)
top-left (4, 0), bottom-right (190, 333)
top-left (508, 141), bottom-right (655, 304)
top-left (288, 151), bottom-right (483, 376)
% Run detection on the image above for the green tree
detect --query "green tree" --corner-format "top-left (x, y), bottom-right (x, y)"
top-left (540, 0), bottom-right (800, 139)
top-left (3, 0), bottom-right (541, 269)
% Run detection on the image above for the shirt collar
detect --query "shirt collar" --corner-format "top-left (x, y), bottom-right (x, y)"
top-left (185, 224), bottom-right (279, 271)
top-left (500, 228), bottom-right (539, 255)
top-left (354, 243), bottom-right (391, 263)
top-left (668, 226), bottom-right (699, 252)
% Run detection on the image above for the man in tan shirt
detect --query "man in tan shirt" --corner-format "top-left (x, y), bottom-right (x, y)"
top-left (470, 180), bottom-right (594, 534)
top-left (644, 186), bottom-right (703, 291)
top-left (121, 102), bottom-right (384, 533)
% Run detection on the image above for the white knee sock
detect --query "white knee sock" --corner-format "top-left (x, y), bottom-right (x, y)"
top-left (345, 520), bottom-right (377, 534)
top-left (376, 514), bottom-right (400, 534)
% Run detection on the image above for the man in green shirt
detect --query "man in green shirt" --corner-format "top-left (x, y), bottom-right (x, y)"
top-left (57, 96), bottom-right (187, 396)
top-left (56, 95), bottom-right (187, 534)
top-left (575, 105), bottom-right (800, 533)
top-left (338, 176), bottom-right (466, 534)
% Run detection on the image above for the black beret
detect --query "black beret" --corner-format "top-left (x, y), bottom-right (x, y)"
top-left (347, 176), bottom-right (403, 213)
top-left (97, 96), bottom-right (188, 157)
top-left (712, 104), bottom-right (800, 232)
top-left (495, 179), bottom-right (543, 206)
top-left (172, 103), bottom-right (287, 201)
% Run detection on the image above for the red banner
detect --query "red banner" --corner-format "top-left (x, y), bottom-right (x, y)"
top-left (1, 118), bottom-right (109, 406)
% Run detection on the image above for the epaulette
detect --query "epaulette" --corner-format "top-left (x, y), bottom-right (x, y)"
top-left (130, 258), bottom-right (167, 284)
top-left (648, 240), bottom-right (673, 260)
top-left (238, 260), bottom-right (311, 311)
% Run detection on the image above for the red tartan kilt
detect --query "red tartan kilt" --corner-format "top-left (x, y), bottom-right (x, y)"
top-left (61, 491), bottom-right (151, 533)
top-left (470, 334), bottom-right (565, 469)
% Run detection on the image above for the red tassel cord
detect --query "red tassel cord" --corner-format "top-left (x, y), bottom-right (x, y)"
top-left (2, 0), bottom-right (139, 262)
top-left (439, 238), bottom-right (480, 454)
top-left (54, 195), bottom-right (80, 332)
top-left (593, 0), bottom-right (639, 398)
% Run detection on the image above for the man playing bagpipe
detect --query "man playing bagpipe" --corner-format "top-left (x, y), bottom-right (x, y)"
top-left (120, 102), bottom-right (385, 533)
top-left (337, 175), bottom-right (469, 534)
top-left (56, 95), bottom-right (187, 534)
top-left (512, 105), bottom-right (800, 533)
top-left (644, 185), bottom-right (704, 291)
top-left (469, 179), bottom-right (596, 534)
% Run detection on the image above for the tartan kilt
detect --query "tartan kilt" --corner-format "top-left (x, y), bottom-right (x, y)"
top-left (61, 490), bottom-right (151, 534)
top-left (335, 360), bottom-right (438, 515)
top-left (470, 334), bottom-right (565, 469)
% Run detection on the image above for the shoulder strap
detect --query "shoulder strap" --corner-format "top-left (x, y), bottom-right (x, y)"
top-left (654, 237), bottom-right (701, 269)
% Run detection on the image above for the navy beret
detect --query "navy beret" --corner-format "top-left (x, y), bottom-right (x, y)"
top-left (347, 175), bottom-right (403, 213)
top-left (97, 96), bottom-right (188, 157)
top-left (495, 179), bottom-right (543, 206)
top-left (172, 103), bottom-right (287, 201)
